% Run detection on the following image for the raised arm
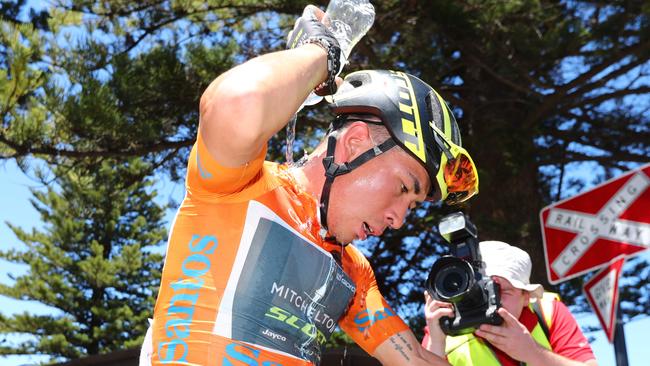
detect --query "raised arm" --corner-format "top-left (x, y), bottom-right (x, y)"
top-left (198, 44), bottom-right (327, 167)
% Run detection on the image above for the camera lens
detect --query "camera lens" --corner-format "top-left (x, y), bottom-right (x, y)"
top-left (426, 256), bottom-right (475, 301)
top-left (435, 265), bottom-right (471, 299)
top-left (442, 271), bottom-right (465, 294)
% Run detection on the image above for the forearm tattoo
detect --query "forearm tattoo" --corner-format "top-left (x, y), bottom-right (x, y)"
top-left (388, 334), bottom-right (413, 361)
top-left (396, 333), bottom-right (413, 351)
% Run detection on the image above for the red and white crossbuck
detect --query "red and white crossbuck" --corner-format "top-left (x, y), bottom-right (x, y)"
top-left (540, 163), bottom-right (650, 284)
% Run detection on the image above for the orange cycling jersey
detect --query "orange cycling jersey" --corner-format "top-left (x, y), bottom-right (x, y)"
top-left (149, 132), bottom-right (408, 365)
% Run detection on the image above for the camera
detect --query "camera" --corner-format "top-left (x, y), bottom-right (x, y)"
top-left (425, 212), bottom-right (503, 336)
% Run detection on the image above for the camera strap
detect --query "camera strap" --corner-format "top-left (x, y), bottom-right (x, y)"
top-left (531, 300), bottom-right (551, 341)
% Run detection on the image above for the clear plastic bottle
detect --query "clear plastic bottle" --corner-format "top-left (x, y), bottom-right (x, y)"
top-left (323, 0), bottom-right (375, 62)
top-left (301, 0), bottom-right (375, 108)
top-left (287, 1), bottom-right (375, 163)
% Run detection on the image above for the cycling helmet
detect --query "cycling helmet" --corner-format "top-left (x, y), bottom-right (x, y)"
top-left (318, 70), bottom-right (478, 237)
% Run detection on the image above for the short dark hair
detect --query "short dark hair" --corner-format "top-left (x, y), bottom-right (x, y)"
top-left (329, 115), bottom-right (392, 146)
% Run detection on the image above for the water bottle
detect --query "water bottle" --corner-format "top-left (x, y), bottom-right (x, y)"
top-left (300, 0), bottom-right (375, 107)
top-left (323, 0), bottom-right (375, 63)
top-left (288, 1), bottom-right (375, 163)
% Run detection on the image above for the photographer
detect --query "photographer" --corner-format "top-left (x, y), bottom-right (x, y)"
top-left (423, 241), bottom-right (597, 366)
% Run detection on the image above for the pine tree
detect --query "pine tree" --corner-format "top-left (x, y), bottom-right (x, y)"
top-left (0, 158), bottom-right (165, 362)
top-left (2, 0), bottom-right (649, 336)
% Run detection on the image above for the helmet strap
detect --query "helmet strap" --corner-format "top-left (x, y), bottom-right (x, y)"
top-left (319, 134), bottom-right (397, 241)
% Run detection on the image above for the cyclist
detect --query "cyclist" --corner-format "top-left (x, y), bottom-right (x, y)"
top-left (142, 5), bottom-right (478, 366)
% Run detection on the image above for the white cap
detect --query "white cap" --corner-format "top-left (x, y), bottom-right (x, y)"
top-left (479, 240), bottom-right (544, 299)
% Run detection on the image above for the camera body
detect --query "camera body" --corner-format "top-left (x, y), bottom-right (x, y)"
top-left (426, 212), bottom-right (503, 336)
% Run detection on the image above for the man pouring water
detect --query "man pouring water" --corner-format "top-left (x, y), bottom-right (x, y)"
top-left (140, 1), bottom-right (479, 365)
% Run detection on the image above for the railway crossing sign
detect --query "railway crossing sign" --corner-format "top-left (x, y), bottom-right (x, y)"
top-left (540, 163), bottom-right (650, 284)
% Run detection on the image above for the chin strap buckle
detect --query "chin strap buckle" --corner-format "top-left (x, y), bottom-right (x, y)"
top-left (322, 156), bottom-right (351, 178)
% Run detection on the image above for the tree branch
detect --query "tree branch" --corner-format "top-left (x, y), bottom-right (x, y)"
top-left (0, 135), bottom-right (193, 160)
top-left (523, 40), bottom-right (650, 128)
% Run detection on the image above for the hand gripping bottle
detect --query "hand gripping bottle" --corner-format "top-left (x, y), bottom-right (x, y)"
top-left (288, 1), bottom-right (375, 163)
top-left (302, 0), bottom-right (375, 107)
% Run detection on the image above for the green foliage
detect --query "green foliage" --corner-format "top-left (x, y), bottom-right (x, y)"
top-left (1, 0), bottom-right (649, 355)
top-left (0, 20), bottom-right (47, 157)
top-left (324, 329), bottom-right (355, 349)
top-left (0, 158), bottom-right (165, 360)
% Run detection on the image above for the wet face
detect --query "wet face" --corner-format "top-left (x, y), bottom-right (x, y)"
top-left (492, 276), bottom-right (530, 319)
top-left (325, 125), bottom-right (430, 243)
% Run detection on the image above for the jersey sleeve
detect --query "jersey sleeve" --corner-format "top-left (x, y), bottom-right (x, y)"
top-left (548, 300), bottom-right (596, 362)
top-left (186, 130), bottom-right (267, 195)
top-left (338, 245), bottom-right (409, 356)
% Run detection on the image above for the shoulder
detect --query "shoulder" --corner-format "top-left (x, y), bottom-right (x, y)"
top-left (549, 298), bottom-right (576, 326)
top-left (186, 132), bottom-right (271, 197)
top-left (339, 244), bottom-right (376, 286)
top-left (343, 244), bottom-right (373, 270)
top-left (533, 293), bottom-right (574, 330)
top-left (545, 299), bottom-right (596, 362)
top-left (344, 244), bottom-right (367, 260)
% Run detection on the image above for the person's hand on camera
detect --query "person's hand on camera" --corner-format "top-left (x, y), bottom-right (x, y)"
top-left (424, 290), bottom-right (454, 357)
top-left (474, 307), bottom-right (541, 363)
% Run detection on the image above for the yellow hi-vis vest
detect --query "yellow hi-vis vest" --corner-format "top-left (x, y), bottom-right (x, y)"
top-left (445, 292), bottom-right (560, 366)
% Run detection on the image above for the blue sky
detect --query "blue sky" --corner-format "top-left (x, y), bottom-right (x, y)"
top-left (3, 1), bottom-right (648, 364)
top-left (1, 158), bottom-right (649, 365)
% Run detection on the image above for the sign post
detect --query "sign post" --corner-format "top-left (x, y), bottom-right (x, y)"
top-left (613, 302), bottom-right (629, 366)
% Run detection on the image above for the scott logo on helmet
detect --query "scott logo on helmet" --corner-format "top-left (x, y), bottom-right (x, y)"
top-left (389, 70), bottom-right (426, 163)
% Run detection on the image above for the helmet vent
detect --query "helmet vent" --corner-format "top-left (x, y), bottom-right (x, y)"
top-left (348, 72), bottom-right (371, 88)
top-left (426, 90), bottom-right (443, 132)
top-left (350, 79), bottom-right (363, 87)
